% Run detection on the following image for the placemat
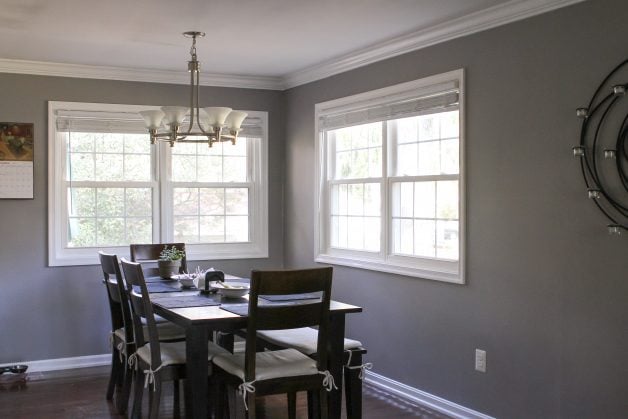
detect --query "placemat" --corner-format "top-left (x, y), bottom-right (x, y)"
top-left (135, 281), bottom-right (181, 293)
top-left (220, 304), bottom-right (248, 316)
top-left (260, 292), bottom-right (321, 302)
top-left (153, 295), bottom-right (221, 309)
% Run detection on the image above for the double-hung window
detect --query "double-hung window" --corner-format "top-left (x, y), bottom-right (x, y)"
top-left (48, 101), bottom-right (268, 266)
top-left (315, 70), bottom-right (464, 283)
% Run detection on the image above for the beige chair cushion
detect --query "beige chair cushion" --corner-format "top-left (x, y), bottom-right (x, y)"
top-left (136, 340), bottom-right (229, 368)
top-left (114, 322), bottom-right (185, 343)
top-left (257, 327), bottom-right (362, 355)
top-left (213, 349), bottom-right (318, 381)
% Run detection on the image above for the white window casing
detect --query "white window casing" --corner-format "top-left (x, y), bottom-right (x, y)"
top-left (314, 69), bottom-right (465, 284)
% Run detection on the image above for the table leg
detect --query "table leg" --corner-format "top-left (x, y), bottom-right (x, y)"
top-left (186, 325), bottom-right (208, 419)
top-left (328, 313), bottom-right (346, 419)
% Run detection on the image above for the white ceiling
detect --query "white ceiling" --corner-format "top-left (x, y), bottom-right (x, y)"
top-left (0, 0), bottom-right (583, 89)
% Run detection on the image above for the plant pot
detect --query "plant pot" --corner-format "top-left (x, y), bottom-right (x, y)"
top-left (158, 259), bottom-right (181, 279)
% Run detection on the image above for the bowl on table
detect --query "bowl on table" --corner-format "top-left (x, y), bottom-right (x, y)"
top-left (171, 274), bottom-right (196, 288)
top-left (211, 281), bottom-right (250, 298)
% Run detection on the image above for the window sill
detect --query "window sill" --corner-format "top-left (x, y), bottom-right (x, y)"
top-left (315, 253), bottom-right (464, 284)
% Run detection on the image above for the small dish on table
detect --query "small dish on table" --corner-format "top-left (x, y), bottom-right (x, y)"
top-left (209, 281), bottom-right (250, 298)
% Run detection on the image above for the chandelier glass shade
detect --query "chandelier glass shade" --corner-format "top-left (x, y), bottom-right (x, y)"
top-left (139, 31), bottom-right (247, 147)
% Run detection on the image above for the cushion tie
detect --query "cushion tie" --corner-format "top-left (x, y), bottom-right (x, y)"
top-left (238, 381), bottom-right (256, 410)
top-left (143, 364), bottom-right (165, 391)
top-left (318, 370), bottom-right (338, 391)
top-left (116, 342), bottom-right (126, 364)
top-left (127, 353), bottom-right (138, 369)
top-left (346, 362), bottom-right (373, 380)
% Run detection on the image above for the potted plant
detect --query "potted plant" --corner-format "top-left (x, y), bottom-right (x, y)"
top-left (157, 245), bottom-right (185, 279)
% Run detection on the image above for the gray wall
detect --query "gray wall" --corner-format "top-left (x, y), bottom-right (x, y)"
top-left (283, 0), bottom-right (628, 417)
top-left (0, 75), bottom-right (285, 363)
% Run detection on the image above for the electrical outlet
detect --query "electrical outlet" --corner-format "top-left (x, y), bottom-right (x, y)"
top-left (475, 349), bottom-right (486, 372)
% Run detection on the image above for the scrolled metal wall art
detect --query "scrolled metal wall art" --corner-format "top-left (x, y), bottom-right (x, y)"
top-left (574, 59), bottom-right (628, 235)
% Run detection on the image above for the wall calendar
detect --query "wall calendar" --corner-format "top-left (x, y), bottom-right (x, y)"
top-left (0, 123), bottom-right (34, 199)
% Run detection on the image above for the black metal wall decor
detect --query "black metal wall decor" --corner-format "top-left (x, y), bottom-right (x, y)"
top-left (574, 59), bottom-right (628, 235)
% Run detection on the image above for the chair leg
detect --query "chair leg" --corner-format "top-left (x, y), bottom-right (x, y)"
top-left (173, 379), bottom-right (181, 418)
top-left (227, 383), bottom-right (245, 419)
top-left (247, 391), bottom-right (256, 419)
top-left (308, 390), bottom-right (320, 419)
top-left (115, 362), bottom-right (133, 414)
top-left (106, 350), bottom-right (119, 400)
top-left (344, 351), bottom-right (363, 419)
top-left (149, 377), bottom-right (162, 419)
top-left (319, 388), bottom-right (329, 419)
top-left (287, 392), bottom-right (297, 419)
top-left (132, 369), bottom-right (145, 419)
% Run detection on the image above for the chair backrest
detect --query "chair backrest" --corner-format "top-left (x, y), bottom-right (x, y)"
top-left (99, 251), bottom-right (133, 344)
top-left (244, 267), bottom-right (333, 383)
top-left (120, 258), bottom-right (162, 368)
top-left (129, 243), bottom-right (188, 276)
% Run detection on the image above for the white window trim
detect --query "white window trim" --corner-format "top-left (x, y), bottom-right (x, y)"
top-left (314, 69), bottom-right (465, 284)
top-left (48, 101), bottom-right (268, 266)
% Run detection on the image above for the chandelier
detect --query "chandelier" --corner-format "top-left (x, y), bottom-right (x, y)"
top-left (138, 31), bottom-right (247, 147)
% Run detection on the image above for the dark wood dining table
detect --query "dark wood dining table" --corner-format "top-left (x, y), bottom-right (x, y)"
top-left (146, 277), bottom-right (362, 419)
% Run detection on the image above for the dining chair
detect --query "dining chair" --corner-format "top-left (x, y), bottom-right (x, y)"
top-left (256, 328), bottom-right (369, 419)
top-left (99, 252), bottom-right (186, 415)
top-left (212, 267), bottom-right (335, 419)
top-left (129, 242), bottom-right (188, 277)
top-left (121, 258), bottom-right (228, 419)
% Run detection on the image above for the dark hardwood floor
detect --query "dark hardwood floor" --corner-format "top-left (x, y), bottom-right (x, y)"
top-left (0, 367), bottom-right (452, 418)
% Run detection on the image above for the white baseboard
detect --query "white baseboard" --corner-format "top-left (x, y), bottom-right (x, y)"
top-left (1, 353), bottom-right (111, 373)
top-left (364, 370), bottom-right (494, 419)
top-left (3, 352), bottom-right (493, 419)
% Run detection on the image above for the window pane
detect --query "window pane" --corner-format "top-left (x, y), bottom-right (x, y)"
top-left (197, 155), bottom-right (223, 182)
top-left (397, 143), bottom-right (417, 176)
top-left (226, 216), bottom-right (248, 242)
top-left (440, 111), bottom-right (459, 139)
top-left (400, 182), bottom-right (413, 218)
top-left (174, 216), bottom-right (199, 242)
top-left (69, 153), bottom-right (94, 181)
top-left (347, 184), bottom-right (364, 216)
top-left (437, 220), bottom-right (458, 260)
top-left (199, 188), bottom-right (225, 215)
top-left (172, 155), bottom-right (197, 182)
top-left (226, 188), bottom-right (248, 215)
top-left (173, 188), bottom-right (199, 216)
top-left (96, 218), bottom-right (125, 246)
top-left (415, 220), bottom-right (436, 257)
top-left (418, 141), bottom-right (440, 175)
top-left (223, 156), bottom-right (246, 182)
top-left (364, 217), bottom-right (380, 251)
top-left (364, 183), bottom-right (380, 216)
top-left (397, 117), bottom-right (418, 144)
top-left (126, 217), bottom-right (152, 243)
top-left (347, 217), bottom-right (364, 249)
top-left (124, 154), bottom-right (151, 181)
top-left (68, 132), bottom-right (94, 152)
top-left (96, 153), bottom-right (124, 181)
top-left (124, 134), bottom-right (151, 154)
top-left (418, 115), bottom-right (440, 141)
top-left (332, 122), bottom-right (382, 180)
top-left (200, 216), bottom-right (224, 243)
top-left (68, 218), bottom-right (95, 247)
top-left (97, 188), bottom-right (124, 216)
top-left (441, 139), bottom-right (459, 175)
top-left (437, 181), bottom-right (458, 219)
top-left (126, 188), bottom-right (152, 217)
top-left (331, 216), bottom-right (340, 247)
top-left (414, 182), bottom-right (435, 218)
top-left (95, 133), bottom-right (123, 153)
top-left (68, 188), bottom-right (95, 217)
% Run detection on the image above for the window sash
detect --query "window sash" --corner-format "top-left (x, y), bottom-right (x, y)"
top-left (315, 70), bottom-right (464, 283)
top-left (48, 101), bottom-right (268, 266)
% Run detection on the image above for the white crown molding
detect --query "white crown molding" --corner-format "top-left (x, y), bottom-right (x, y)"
top-left (365, 370), bottom-right (495, 419)
top-left (0, 0), bottom-right (585, 91)
top-left (281, 0), bottom-right (586, 89)
top-left (0, 58), bottom-right (284, 91)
